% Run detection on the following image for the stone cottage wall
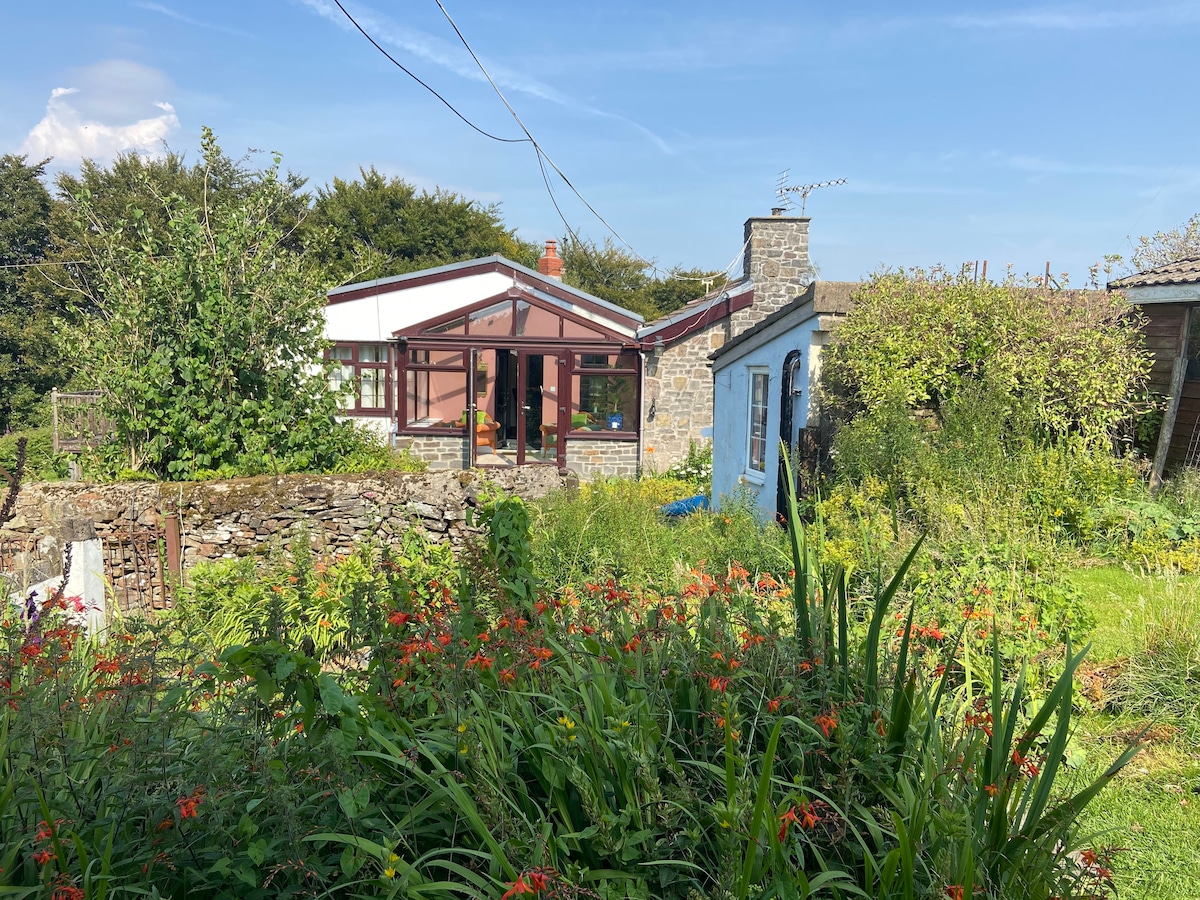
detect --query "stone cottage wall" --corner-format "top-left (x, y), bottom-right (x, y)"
top-left (0, 468), bottom-right (566, 578)
top-left (564, 438), bottom-right (639, 478)
top-left (641, 321), bottom-right (729, 470)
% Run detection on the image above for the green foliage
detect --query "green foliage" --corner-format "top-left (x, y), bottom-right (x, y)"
top-left (65, 129), bottom-right (353, 480)
top-left (0, 154), bottom-right (66, 432)
top-left (559, 235), bottom-right (721, 320)
top-left (822, 268), bottom-right (1150, 443)
top-left (0, 478), bottom-right (1138, 899)
top-left (1110, 591), bottom-right (1200, 742)
top-left (0, 427), bottom-right (67, 482)
top-left (530, 478), bottom-right (789, 591)
top-left (308, 166), bottom-right (540, 284)
top-left (661, 440), bottom-right (714, 492)
top-left (1129, 211), bottom-right (1200, 272)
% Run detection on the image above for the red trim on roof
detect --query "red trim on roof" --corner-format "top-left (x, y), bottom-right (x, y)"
top-left (395, 289), bottom-right (634, 342)
top-left (327, 258), bottom-right (642, 328)
top-left (640, 290), bottom-right (753, 347)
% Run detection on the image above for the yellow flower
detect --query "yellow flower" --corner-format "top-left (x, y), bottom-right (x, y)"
top-left (384, 867), bottom-right (397, 878)
top-left (457, 722), bottom-right (468, 733)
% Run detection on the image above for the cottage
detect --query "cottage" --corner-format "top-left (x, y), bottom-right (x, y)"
top-left (709, 280), bottom-right (857, 522)
top-left (322, 213), bottom-right (817, 477)
top-left (1110, 257), bottom-right (1200, 485)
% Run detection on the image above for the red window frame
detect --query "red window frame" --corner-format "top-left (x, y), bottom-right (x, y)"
top-left (325, 343), bottom-right (392, 415)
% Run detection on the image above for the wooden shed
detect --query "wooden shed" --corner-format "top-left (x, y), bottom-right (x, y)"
top-left (1111, 257), bottom-right (1200, 485)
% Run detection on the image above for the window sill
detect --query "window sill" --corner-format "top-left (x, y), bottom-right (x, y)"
top-left (741, 470), bottom-right (766, 486)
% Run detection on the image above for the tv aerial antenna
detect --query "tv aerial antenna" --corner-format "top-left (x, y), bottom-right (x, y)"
top-left (777, 174), bottom-right (847, 215)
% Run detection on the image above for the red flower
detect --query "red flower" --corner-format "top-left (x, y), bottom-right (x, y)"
top-left (767, 697), bottom-right (781, 713)
top-left (708, 675), bottom-right (729, 693)
top-left (32, 849), bottom-right (53, 866)
top-left (388, 611), bottom-right (412, 628)
top-left (946, 886), bottom-right (964, 900)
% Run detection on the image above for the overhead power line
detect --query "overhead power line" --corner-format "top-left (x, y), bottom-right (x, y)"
top-left (329, 0), bottom-right (528, 145)
top-left (430, 0), bottom-right (735, 286)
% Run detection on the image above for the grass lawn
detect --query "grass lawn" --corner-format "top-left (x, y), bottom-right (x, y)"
top-left (1070, 565), bottom-right (1200, 899)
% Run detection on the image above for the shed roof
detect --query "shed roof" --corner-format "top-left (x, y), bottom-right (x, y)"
top-left (1109, 256), bottom-right (1200, 289)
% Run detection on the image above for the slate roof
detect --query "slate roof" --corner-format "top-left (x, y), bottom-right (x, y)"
top-left (1109, 256), bottom-right (1200, 289)
top-left (636, 277), bottom-right (753, 340)
top-left (710, 281), bottom-right (860, 364)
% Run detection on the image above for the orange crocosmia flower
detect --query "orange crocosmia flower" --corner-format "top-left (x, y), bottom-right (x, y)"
top-left (767, 697), bottom-right (781, 713)
top-left (814, 711), bottom-right (837, 738)
top-left (708, 676), bottom-right (730, 693)
top-left (945, 887), bottom-right (965, 900)
top-left (501, 874), bottom-right (536, 899)
top-left (778, 806), bottom-right (799, 841)
top-left (622, 636), bottom-right (641, 653)
top-left (499, 667), bottom-right (517, 684)
top-left (32, 849), bottom-right (53, 866)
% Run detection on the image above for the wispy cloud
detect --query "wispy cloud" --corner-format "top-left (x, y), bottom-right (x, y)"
top-left (988, 151), bottom-right (1200, 182)
top-left (297, 0), bottom-right (674, 153)
top-left (944, 4), bottom-right (1200, 30)
top-left (133, 2), bottom-right (253, 39)
top-left (841, 4), bottom-right (1200, 37)
top-left (20, 60), bottom-right (180, 164)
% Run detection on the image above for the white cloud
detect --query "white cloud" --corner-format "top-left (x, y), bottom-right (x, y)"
top-left (20, 60), bottom-right (180, 164)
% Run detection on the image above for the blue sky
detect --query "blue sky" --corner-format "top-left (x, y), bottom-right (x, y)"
top-left (2, 1), bottom-right (1197, 285)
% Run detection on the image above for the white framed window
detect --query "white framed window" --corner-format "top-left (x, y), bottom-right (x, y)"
top-left (747, 369), bottom-right (769, 477)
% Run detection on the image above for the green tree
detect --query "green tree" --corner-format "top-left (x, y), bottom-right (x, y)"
top-left (0, 154), bottom-right (64, 433)
top-left (66, 129), bottom-right (349, 479)
top-left (559, 236), bottom-right (651, 314)
top-left (307, 167), bottom-right (538, 285)
top-left (647, 266), bottom-right (725, 316)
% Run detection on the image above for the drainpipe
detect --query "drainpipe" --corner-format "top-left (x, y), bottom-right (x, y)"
top-left (637, 350), bottom-right (646, 475)
top-left (776, 349), bottom-right (803, 523)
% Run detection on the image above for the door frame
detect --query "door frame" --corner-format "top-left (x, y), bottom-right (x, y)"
top-left (516, 349), bottom-right (566, 467)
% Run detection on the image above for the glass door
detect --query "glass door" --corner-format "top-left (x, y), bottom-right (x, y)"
top-left (517, 351), bottom-right (565, 466)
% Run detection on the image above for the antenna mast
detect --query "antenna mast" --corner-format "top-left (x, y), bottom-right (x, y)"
top-left (779, 177), bottom-right (847, 215)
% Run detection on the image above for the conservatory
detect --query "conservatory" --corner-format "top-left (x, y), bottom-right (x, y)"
top-left (322, 248), bottom-right (645, 476)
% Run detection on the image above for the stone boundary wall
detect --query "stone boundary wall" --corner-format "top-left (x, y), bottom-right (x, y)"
top-left (1, 467), bottom-right (568, 572)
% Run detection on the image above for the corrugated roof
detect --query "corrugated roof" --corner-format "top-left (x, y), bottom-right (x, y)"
top-left (1110, 256), bottom-right (1200, 289)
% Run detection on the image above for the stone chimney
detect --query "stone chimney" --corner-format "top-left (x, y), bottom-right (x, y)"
top-left (733, 212), bottom-right (813, 335)
top-left (537, 239), bottom-right (563, 280)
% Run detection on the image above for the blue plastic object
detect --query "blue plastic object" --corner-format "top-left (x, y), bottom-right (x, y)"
top-left (660, 494), bottom-right (710, 518)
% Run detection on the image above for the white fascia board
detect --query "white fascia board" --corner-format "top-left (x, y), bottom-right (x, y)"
top-left (1122, 284), bottom-right (1200, 304)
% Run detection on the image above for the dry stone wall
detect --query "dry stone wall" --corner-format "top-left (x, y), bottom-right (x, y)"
top-left (0, 468), bottom-right (567, 573)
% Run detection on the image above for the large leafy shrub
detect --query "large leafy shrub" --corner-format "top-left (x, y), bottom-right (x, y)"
top-left (822, 268), bottom-right (1149, 443)
top-left (65, 129), bottom-right (354, 480)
